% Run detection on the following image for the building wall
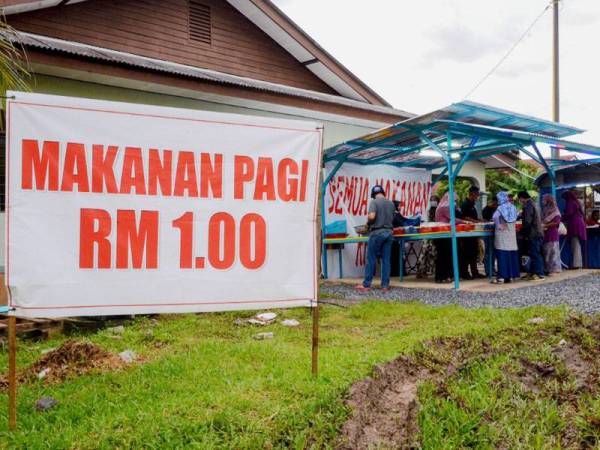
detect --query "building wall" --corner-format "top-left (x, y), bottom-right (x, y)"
top-left (8, 0), bottom-right (337, 94)
top-left (25, 74), bottom-right (376, 147)
top-left (432, 160), bottom-right (487, 194)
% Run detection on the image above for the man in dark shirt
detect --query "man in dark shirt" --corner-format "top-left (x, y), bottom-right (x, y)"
top-left (518, 191), bottom-right (545, 281)
top-left (482, 196), bottom-right (498, 276)
top-left (460, 186), bottom-right (484, 279)
top-left (356, 185), bottom-right (395, 292)
top-left (482, 198), bottom-right (498, 221)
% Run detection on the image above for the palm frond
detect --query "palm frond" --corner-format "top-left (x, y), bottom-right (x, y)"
top-left (0, 16), bottom-right (30, 94)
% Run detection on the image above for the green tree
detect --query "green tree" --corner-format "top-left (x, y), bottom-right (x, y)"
top-left (0, 17), bottom-right (30, 128)
top-left (435, 178), bottom-right (472, 202)
top-left (486, 161), bottom-right (541, 200)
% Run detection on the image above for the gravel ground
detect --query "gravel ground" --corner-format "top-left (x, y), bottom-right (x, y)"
top-left (321, 273), bottom-right (600, 314)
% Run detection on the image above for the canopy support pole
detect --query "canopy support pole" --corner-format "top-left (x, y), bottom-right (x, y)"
top-left (420, 132), bottom-right (461, 289)
top-left (447, 159), bottom-right (461, 290)
top-left (526, 143), bottom-right (558, 199)
top-left (320, 158), bottom-right (346, 279)
top-left (433, 167), bottom-right (448, 185)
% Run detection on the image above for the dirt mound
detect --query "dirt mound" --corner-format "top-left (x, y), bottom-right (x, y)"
top-left (336, 317), bottom-right (600, 449)
top-left (0, 340), bottom-right (125, 389)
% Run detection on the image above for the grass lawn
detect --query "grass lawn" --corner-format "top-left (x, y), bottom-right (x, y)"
top-left (0, 301), bottom-right (585, 449)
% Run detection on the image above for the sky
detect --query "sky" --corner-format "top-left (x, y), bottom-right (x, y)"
top-left (272, 0), bottom-right (600, 148)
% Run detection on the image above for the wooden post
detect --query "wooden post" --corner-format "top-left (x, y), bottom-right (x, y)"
top-left (311, 303), bottom-right (319, 377)
top-left (8, 315), bottom-right (17, 430)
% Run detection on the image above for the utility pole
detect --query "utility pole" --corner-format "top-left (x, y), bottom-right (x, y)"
top-left (552, 0), bottom-right (560, 159)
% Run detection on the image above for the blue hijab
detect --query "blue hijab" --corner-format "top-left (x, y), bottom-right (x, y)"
top-left (496, 191), bottom-right (518, 223)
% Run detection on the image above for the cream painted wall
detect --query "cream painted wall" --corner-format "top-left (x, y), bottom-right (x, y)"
top-left (26, 75), bottom-right (378, 149)
top-left (432, 160), bottom-right (487, 192)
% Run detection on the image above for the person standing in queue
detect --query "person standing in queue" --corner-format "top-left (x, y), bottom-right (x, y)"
top-left (562, 190), bottom-right (587, 269)
top-left (434, 192), bottom-right (466, 283)
top-left (428, 195), bottom-right (440, 222)
top-left (541, 194), bottom-right (562, 275)
top-left (491, 192), bottom-right (520, 283)
top-left (482, 197), bottom-right (498, 221)
top-left (482, 196), bottom-right (498, 277)
top-left (355, 185), bottom-right (395, 292)
top-left (460, 186), bottom-right (484, 279)
top-left (517, 191), bottom-right (545, 281)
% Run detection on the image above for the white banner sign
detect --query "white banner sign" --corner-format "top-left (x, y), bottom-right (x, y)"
top-left (324, 162), bottom-right (431, 279)
top-left (6, 92), bottom-right (322, 317)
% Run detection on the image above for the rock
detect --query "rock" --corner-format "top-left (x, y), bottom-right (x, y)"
top-left (247, 319), bottom-right (268, 326)
top-left (254, 332), bottom-right (274, 340)
top-left (281, 319), bottom-right (300, 327)
top-left (256, 312), bottom-right (277, 322)
top-left (37, 368), bottom-right (51, 380)
top-left (234, 318), bottom-right (246, 326)
top-left (35, 397), bottom-right (59, 411)
top-left (558, 339), bottom-right (568, 346)
top-left (119, 350), bottom-right (137, 363)
top-left (527, 317), bottom-right (545, 324)
top-left (41, 348), bottom-right (56, 355)
top-left (108, 325), bottom-right (125, 334)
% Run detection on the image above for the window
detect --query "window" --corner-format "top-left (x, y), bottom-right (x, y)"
top-left (189, 1), bottom-right (212, 45)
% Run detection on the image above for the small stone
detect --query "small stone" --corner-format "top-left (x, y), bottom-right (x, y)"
top-left (108, 325), bottom-right (125, 334)
top-left (234, 318), bottom-right (246, 326)
top-left (41, 348), bottom-right (56, 355)
top-left (37, 368), bottom-right (51, 380)
top-left (35, 397), bottom-right (59, 411)
top-left (281, 319), bottom-right (300, 327)
top-left (254, 332), bottom-right (274, 340)
top-left (558, 339), bottom-right (567, 346)
top-left (256, 312), bottom-right (277, 322)
top-left (247, 319), bottom-right (268, 326)
top-left (527, 317), bottom-right (545, 324)
top-left (119, 350), bottom-right (136, 363)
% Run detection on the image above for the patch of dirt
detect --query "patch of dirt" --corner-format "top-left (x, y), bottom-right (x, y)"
top-left (336, 356), bottom-right (429, 450)
top-left (336, 317), bottom-right (600, 449)
top-left (0, 340), bottom-right (126, 389)
top-left (336, 336), bottom-right (485, 450)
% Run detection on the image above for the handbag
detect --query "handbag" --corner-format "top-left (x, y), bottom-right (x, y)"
top-left (558, 222), bottom-right (567, 236)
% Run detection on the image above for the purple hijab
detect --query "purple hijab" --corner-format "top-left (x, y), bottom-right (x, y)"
top-left (562, 191), bottom-right (587, 240)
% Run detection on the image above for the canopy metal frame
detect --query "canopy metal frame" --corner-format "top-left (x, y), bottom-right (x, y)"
top-left (322, 101), bottom-right (600, 289)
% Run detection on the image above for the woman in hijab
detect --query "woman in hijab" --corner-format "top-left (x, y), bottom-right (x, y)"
top-left (562, 190), bottom-right (587, 269)
top-left (541, 194), bottom-right (562, 274)
top-left (428, 195), bottom-right (440, 222)
top-left (491, 191), bottom-right (520, 283)
top-left (433, 192), bottom-right (465, 283)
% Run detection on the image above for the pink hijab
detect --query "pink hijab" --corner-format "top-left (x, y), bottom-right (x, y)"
top-left (542, 194), bottom-right (561, 223)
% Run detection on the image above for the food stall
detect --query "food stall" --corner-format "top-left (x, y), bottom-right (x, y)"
top-left (322, 101), bottom-right (600, 288)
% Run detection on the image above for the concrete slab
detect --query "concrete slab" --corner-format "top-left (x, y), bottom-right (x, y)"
top-left (325, 269), bottom-right (598, 293)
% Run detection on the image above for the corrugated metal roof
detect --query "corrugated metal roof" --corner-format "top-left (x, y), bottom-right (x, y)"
top-left (324, 102), bottom-right (599, 170)
top-left (2, 0), bottom-right (392, 106)
top-left (7, 30), bottom-right (414, 119)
